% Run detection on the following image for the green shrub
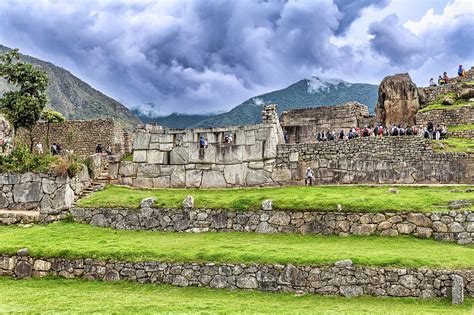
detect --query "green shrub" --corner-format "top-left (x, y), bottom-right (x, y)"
top-left (0, 144), bottom-right (58, 173)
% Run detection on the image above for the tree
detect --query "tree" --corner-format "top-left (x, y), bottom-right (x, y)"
top-left (0, 49), bottom-right (49, 152)
top-left (41, 108), bottom-right (65, 151)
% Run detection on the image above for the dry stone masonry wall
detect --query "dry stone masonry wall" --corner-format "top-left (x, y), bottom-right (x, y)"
top-left (1, 254), bottom-right (472, 299)
top-left (0, 167), bottom-right (90, 211)
top-left (414, 106), bottom-right (474, 128)
top-left (276, 137), bottom-right (473, 184)
top-left (16, 119), bottom-right (130, 156)
top-left (68, 207), bottom-right (474, 245)
top-left (110, 105), bottom-right (284, 188)
top-left (280, 102), bottom-right (375, 144)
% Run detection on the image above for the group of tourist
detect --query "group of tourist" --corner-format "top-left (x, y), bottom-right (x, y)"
top-left (96, 143), bottom-right (112, 155)
top-left (51, 143), bottom-right (62, 155)
top-left (429, 65), bottom-right (466, 86)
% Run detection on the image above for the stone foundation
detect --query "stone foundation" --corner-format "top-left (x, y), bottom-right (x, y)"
top-left (1, 254), bottom-right (472, 298)
top-left (66, 208), bottom-right (474, 244)
top-left (0, 167), bottom-right (90, 211)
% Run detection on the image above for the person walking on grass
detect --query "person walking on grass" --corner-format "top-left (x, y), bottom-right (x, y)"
top-left (305, 167), bottom-right (315, 186)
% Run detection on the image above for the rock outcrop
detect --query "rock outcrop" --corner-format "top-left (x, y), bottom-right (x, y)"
top-left (376, 73), bottom-right (420, 127)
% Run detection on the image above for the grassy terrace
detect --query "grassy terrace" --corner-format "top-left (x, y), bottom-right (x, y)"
top-left (0, 278), bottom-right (472, 314)
top-left (76, 185), bottom-right (474, 212)
top-left (448, 124), bottom-right (474, 132)
top-left (1, 223), bottom-right (473, 268)
top-left (434, 137), bottom-right (474, 154)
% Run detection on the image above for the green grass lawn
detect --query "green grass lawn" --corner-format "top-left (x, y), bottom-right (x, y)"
top-left (434, 137), bottom-right (474, 154)
top-left (1, 223), bottom-right (473, 268)
top-left (76, 185), bottom-right (474, 212)
top-left (448, 124), bottom-right (474, 132)
top-left (0, 278), bottom-right (472, 314)
top-left (418, 101), bottom-right (473, 113)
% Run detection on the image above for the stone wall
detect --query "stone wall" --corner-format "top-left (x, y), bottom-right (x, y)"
top-left (110, 104), bottom-right (284, 188)
top-left (276, 137), bottom-right (473, 184)
top-left (451, 129), bottom-right (474, 139)
top-left (16, 119), bottom-right (129, 156)
top-left (0, 167), bottom-right (90, 211)
top-left (68, 207), bottom-right (474, 245)
top-left (280, 102), bottom-right (375, 144)
top-left (414, 106), bottom-right (474, 128)
top-left (1, 254), bottom-right (472, 298)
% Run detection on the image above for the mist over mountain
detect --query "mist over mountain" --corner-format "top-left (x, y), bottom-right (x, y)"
top-left (0, 45), bottom-right (140, 129)
top-left (135, 78), bottom-right (379, 128)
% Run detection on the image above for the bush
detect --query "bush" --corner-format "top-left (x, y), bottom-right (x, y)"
top-left (0, 144), bottom-right (58, 173)
top-left (53, 152), bottom-right (83, 177)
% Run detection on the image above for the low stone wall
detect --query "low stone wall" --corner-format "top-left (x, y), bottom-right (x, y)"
top-left (450, 130), bottom-right (474, 139)
top-left (68, 207), bottom-right (474, 244)
top-left (1, 254), bottom-right (472, 298)
top-left (0, 167), bottom-right (90, 211)
top-left (414, 106), bottom-right (474, 127)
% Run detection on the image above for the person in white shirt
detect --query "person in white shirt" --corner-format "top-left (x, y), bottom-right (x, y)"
top-left (305, 167), bottom-right (315, 186)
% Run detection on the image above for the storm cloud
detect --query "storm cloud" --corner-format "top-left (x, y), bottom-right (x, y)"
top-left (0, 0), bottom-right (472, 116)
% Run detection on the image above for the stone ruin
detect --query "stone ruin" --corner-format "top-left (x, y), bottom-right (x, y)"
top-left (109, 103), bottom-right (473, 187)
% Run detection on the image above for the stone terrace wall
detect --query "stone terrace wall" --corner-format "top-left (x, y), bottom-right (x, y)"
top-left (276, 137), bottom-right (473, 184)
top-left (1, 254), bottom-right (472, 298)
top-left (111, 105), bottom-right (284, 188)
top-left (68, 208), bottom-right (474, 245)
top-left (451, 129), bottom-right (474, 139)
top-left (414, 106), bottom-right (474, 128)
top-left (16, 119), bottom-right (128, 156)
top-left (0, 167), bottom-right (90, 211)
top-left (280, 102), bottom-right (375, 144)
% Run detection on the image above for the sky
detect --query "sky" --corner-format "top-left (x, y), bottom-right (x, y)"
top-left (0, 0), bottom-right (473, 116)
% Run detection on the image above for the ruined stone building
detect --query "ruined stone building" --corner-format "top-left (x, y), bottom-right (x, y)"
top-left (280, 102), bottom-right (376, 144)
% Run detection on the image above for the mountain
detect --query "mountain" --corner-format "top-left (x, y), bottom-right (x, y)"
top-left (0, 45), bottom-right (140, 129)
top-left (137, 77), bottom-right (378, 128)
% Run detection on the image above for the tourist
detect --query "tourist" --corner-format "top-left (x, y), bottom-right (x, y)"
top-left (438, 75), bottom-right (444, 85)
top-left (427, 122), bottom-right (434, 139)
top-left (204, 138), bottom-right (209, 148)
top-left (51, 143), bottom-right (58, 155)
top-left (406, 126), bottom-right (413, 136)
top-left (35, 142), bottom-right (43, 154)
top-left (305, 167), bottom-right (315, 186)
top-left (105, 144), bottom-right (112, 155)
top-left (228, 134), bottom-right (233, 144)
top-left (284, 131), bottom-right (289, 144)
top-left (435, 125), bottom-right (441, 140)
top-left (56, 143), bottom-right (62, 155)
top-left (95, 143), bottom-right (103, 153)
top-left (443, 72), bottom-right (449, 84)
top-left (458, 65), bottom-right (465, 77)
top-left (199, 136), bottom-right (205, 148)
top-left (339, 129), bottom-right (344, 140)
top-left (429, 78), bottom-right (436, 86)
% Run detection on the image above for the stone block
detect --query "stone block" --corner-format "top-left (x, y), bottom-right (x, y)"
top-left (133, 132), bottom-right (150, 150)
top-left (170, 166), bottom-right (186, 188)
top-left (170, 146), bottom-right (189, 164)
top-left (147, 150), bottom-right (167, 164)
top-left (242, 142), bottom-right (263, 162)
top-left (133, 177), bottom-right (153, 188)
top-left (185, 170), bottom-right (202, 188)
top-left (13, 182), bottom-right (42, 203)
top-left (153, 176), bottom-right (170, 188)
top-left (451, 275), bottom-right (464, 304)
top-left (246, 169), bottom-right (273, 186)
top-left (223, 164), bottom-right (248, 186)
top-left (133, 150), bottom-right (147, 163)
top-left (407, 213), bottom-right (432, 227)
top-left (189, 145), bottom-right (216, 164)
top-left (137, 164), bottom-right (161, 177)
top-left (201, 170), bottom-right (227, 188)
top-left (140, 197), bottom-right (156, 208)
top-left (119, 162), bottom-right (137, 177)
top-left (215, 145), bottom-right (243, 164)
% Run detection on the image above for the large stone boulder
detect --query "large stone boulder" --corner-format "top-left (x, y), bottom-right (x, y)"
top-left (376, 73), bottom-right (420, 126)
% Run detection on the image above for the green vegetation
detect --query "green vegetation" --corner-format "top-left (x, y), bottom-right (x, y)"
top-left (0, 278), bottom-right (472, 314)
top-left (433, 137), bottom-right (474, 154)
top-left (0, 49), bottom-right (49, 151)
top-left (448, 124), bottom-right (474, 132)
top-left (1, 223), bottom-right (472, 268)
top-left (121, 153), bottom-right (133, 161)
top-left (77, 184), bottom-right (474, 212)
top-left (418, 101), bottom-right (473, 113)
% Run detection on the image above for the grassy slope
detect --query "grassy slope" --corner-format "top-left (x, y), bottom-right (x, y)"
top-left (0, 278), bottom-right (472, 315)
top-left (434, 138), bottom-right (474, 154)
top-left (448, 124), bottom-right (474, 132)
top-left (76, 185), bottom-right (474, 212)
top-left (1, 223), bottom-right (472, 268)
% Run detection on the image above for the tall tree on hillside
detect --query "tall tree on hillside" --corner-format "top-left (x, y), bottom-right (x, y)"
top-left (0, 49), bottom-right (49, 152)
top-left (41, 108), bottom-right (65, 151)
